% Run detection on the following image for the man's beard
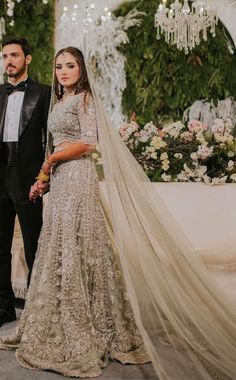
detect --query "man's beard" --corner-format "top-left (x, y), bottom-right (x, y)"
top-left (6, 63), bottom-right (27, 78)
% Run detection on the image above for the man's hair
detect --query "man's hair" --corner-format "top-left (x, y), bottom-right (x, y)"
top-left (2, 36), bottom-right (32, 56)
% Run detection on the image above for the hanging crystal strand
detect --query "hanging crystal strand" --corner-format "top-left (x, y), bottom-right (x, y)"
top-left (210, 20), bottom-right (216, 37)
top-left (190, 2), bottom-right (195, 50)
top-left (173, 24), bottom-right (177, 47)
top-left (187, 13), bottom-right (191, 51)
top-left (156, 24), bottom-right (161, 40)
top-left (71, 3), bottom-right (79, 26)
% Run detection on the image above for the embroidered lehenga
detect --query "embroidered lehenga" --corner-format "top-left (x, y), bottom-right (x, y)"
top-left (0, 93), bottom-right (149, 377)
top-left (1, 81), bottom-right (236, 380)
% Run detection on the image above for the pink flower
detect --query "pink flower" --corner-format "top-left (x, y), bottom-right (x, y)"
top-left (188, 120), bottom-right (205, 133)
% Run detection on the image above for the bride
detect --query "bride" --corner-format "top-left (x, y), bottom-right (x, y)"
top-left (0, 47), bottom-right (235, 380)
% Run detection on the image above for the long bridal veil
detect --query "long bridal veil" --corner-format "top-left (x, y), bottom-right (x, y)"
top-left (85, 66), bottom-right (236, 379)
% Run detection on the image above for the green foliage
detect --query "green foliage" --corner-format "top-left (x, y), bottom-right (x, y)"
top-left (0, 0), bottom-right (55, 84)
top-left (115, 0), bottom-right (236, 125)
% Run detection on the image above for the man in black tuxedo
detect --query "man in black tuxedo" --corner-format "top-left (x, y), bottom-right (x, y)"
top-left (0, 36), bottom-right (51, 326)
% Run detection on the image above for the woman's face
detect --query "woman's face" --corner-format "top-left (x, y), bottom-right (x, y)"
top-left (55, 52), bottom-right (80, 89)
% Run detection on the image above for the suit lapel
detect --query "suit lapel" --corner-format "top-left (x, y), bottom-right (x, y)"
top-left (0, 93), bottom-right (8, 140)
top-left (18, 83), bottom-right (40, 138)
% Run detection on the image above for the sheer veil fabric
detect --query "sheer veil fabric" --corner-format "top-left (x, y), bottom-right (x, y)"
top-left (76, 64), bottom-right (236, 380)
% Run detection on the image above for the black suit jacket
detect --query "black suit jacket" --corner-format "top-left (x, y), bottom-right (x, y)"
top-left (0, 77), bottom-right (51, 197)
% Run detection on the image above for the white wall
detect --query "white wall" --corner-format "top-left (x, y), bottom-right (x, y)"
top-left (215, 0), bottom-right (236, 46)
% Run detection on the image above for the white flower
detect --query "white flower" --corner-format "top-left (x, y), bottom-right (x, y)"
top-left (227, 160), bottom-right (234, 171)
top-left (174, 153), bottom-right (183, 159)
top-left (160, 152), bottom-right (168, 161)
top-left (139, 122), bottom-right (158, 142)
top-left (195, 165), bottom-right (207, 178)
top-left (196, 145), bottom-right (214, 160)
top-left (214, 133), bottom-right (233, 144)
top-left (195, 132), bottom-right (206, 144)
top-left (177, 172), bottom-right (189, 182)
top-left (203, 175), bottom-right (211, 184)
top-left (143, 146), bottom-right (156, 159)
top-left (230, 173), bottom-right (236, 182)
top-left (147, 146), bottom-right (155, 153)
top-left (162, 160), bottom-right (170, 171)
top-left (180, 131), bottom-right (193, 142)
top-left (163, 121), bottom-right (184, 138)
top-left (227, 151), bottom-right (235, 158)
top-left (190, 152), bottom-right (198, 161)
top-left (210, 176), bottom-right (227, 186)
top-left (150, 136), bottom-right (167, 150)
top-left (120, 121), bottom-right (139, 141)
top-left (150, 152), bottom-right (157, 160)
top-left (161, 173), bottom-right (171, 182)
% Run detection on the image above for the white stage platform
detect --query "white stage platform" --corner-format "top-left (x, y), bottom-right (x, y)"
top-left (12, 183), bottom-right (236, 301)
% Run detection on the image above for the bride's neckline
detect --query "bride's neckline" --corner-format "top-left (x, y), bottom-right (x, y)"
top-left (57, 93), bottom-right (79, 105)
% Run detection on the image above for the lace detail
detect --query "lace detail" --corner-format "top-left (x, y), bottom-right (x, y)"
top-left (48, 92), bottom-right (97, 147)
top-left (0, 93), bottom-right (149, 377)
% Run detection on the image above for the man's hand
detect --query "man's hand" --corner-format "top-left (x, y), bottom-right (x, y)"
top-left (29, 180), bottom-right (49, 202)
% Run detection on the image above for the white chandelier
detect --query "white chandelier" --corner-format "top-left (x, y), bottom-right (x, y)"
top-left (155, 0), bottom-right (218, 54)
top-left (60, 1), bottom-right (111, 33)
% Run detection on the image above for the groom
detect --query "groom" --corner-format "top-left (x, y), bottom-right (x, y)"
top-left (0, 36), bottom-right (51, 326)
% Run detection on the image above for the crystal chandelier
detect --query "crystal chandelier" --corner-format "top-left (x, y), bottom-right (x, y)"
top-left (60, 1), bottom-right (112, 33)
top-left (154, 0), bottom-right (218, 54)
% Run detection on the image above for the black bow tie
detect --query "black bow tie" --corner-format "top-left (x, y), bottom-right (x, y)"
top-left (4, 81), bottom-right (27, 95)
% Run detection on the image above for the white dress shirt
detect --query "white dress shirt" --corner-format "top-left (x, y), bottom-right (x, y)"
top-left (3, 89), bottom-right (25, 142)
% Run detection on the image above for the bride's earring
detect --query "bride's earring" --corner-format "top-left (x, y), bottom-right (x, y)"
top-left (59, 84), bottom-right (64, 98)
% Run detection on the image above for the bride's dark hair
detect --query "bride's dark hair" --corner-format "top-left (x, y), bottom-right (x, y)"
top-left (54, 47), bottom-right (92, 100)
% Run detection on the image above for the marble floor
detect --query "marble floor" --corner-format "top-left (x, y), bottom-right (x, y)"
top-left (0, 310), bottom-right (157, 380)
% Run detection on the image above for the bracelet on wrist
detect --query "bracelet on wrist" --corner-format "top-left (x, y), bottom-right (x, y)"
top-left (36, 170), bottom-right (50, 182)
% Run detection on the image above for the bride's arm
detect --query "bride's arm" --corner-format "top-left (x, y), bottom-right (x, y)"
top-left (42, 141), bottom-right (95, 174)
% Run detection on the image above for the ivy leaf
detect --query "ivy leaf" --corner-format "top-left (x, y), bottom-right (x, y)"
top-left (165, 95), bottom-right (180, 110)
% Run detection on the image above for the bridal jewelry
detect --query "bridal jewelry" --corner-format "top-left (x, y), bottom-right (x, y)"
top-left (59, 87), bottom-right (76, 103)
top-left (62, 87), bottom-right (75, 98)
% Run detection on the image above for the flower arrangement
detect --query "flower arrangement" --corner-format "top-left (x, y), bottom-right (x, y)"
top-left (119, 117), bottom-right (236, 184)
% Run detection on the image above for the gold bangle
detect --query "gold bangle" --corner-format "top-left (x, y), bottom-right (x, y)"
top-left (36, 170), bottom-right (50, 182)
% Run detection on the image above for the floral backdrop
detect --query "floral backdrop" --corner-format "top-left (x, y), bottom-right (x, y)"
top-left (119, 115), bottom-right (236, 183)
top-left (115, 0), bottom-right (236, 125)
top-left (115, 0), bottom-right (236, 183)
